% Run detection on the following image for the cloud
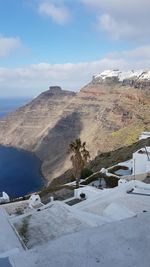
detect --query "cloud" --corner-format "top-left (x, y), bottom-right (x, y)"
top-left (0, 45), bottom-right (150, 97)
top-left (81, 0), bottom-right (150, 42)
top-left (38, 1), bottom-right (70, 24)
top-left (81, 0), bottom-right (150, 15)
top-left (99, 14), bottom-right (136, 41)
top-left (0, 36), bottom-right (22, 58)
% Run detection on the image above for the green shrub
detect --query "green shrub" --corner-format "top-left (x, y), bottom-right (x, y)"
top-left (81, 168), bottom-right (93, 179)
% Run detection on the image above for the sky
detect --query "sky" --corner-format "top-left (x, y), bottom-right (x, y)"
top-left (0, 0), bottom-right (150, 97)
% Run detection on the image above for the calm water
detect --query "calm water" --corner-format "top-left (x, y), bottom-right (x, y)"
top-left (0, 98), bottom-right (30, 118)
top-left (0, 98), bottom-right (45, 198)
top-left (0, 146), bottom-right (45, 198)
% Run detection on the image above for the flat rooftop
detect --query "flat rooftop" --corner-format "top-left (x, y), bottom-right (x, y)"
top-left (0, 180), bottom-right (150, 266)
top-left (10, 212), bottom-right (150, 267)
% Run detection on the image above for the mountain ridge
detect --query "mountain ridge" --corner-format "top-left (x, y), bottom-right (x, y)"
top-left (0, 70), bottom-right (149, 182)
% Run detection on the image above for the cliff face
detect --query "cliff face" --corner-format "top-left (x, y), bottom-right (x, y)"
top-left (0, 73), bottom-right (150, 182)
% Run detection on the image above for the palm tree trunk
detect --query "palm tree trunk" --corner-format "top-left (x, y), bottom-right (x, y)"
top-left (76, 177), bottom-right (80, 189)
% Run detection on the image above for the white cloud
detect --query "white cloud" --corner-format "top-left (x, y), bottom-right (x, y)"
top-left (99, 14), bottom-right (135, 41)
top-left (0, 36), bottom-right (22, 58)
top-left (38, 1), bottom-right (70, 24)
top-left (82, 0), bottom-right (150, 15)
top-left (0, 45), bottom-right (150, 97)
top-left (81, 0), bottom-right (150, 42)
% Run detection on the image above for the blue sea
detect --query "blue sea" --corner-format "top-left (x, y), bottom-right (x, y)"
top-left (0, 98), bottom-right (30, 118)
top-left (0, 98), bottom-right (45, 198)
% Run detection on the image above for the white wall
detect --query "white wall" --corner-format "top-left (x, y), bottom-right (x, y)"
top-left (139, 132), bottom-right (150, 140)
top-left (0, 192), bottom-right (10, 204)
top-left (146, 161), bottom-right (150, 173)
top-left (133, 147), bottom-right (150, 175)
top-left (74, 186), bottom-right (100, 199)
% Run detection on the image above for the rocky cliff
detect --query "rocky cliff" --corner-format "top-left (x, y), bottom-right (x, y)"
top-left (0, 71), bottom-right (150, 183)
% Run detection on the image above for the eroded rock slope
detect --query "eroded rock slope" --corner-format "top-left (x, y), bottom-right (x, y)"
top-left (0, 70), bottom-right (149, 182)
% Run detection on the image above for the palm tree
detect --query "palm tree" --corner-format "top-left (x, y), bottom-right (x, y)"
top-left (68, 138), bottom-right (90, 188)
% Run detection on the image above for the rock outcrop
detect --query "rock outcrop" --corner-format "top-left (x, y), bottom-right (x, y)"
top-left (0, 71), bottom-right (149, 183)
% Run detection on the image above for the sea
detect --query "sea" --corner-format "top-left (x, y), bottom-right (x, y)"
top-left (0, 98), bottom-right (45, 198)
top-left (0, 98), bottom-right (30, 118)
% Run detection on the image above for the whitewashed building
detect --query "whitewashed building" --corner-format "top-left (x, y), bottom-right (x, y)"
top-left (0, 192), bottom-right (10, 204)
top-left (29, 194), bottom-right (43, 209)
top-left (139, 132), bottom-right (150, 140)
top-left (132, 147), bottom-right (150, 175)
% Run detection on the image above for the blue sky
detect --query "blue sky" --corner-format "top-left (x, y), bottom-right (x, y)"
top-left (0, 0), bottom-right (150, 97)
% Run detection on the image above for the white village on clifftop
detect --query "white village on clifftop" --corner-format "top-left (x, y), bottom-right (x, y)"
top-left (0, 132), bottom-right (150, 267)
